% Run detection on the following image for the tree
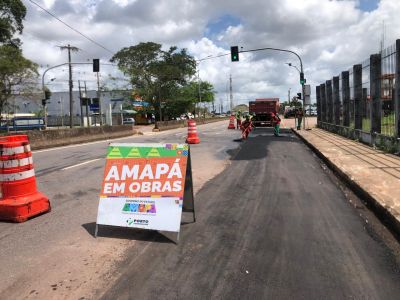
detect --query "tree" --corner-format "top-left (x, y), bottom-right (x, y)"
top-left (111, 42), bottom-right (197, 120)
top-left (0, 0), bottom-right (27, 47)
top-left (0, 45), bottom-right (38, 118)
top-left (232, 104), bottom-right (249, 113)
top-left (160, 81), bottom-right (214, 117)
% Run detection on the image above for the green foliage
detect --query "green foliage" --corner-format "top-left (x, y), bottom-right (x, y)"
top-left (0, 45), bottom-right (38, 117)
top-left (362, 118), bottom-right (371, 132)
top-left (111, 42), bottom-right (196, 104)
top-left (0, 0), bottom-right (26, 47)
top-left (232, 104), bottom-right (249, 112)
top-left (111, 42), bottom-right (215, 119)
top-left (178, 81), bottom-right (214, 103)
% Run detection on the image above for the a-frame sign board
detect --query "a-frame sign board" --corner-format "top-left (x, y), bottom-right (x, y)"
top-left (95, 143), bottom-right (196, 243)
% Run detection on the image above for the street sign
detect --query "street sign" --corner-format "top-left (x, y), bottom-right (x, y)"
top-left (89, 104), bottom-right (99, 112)
top-left (96, 143), bottom-right (195, 238)
top-left (304, 84), bottom-right (311, 105)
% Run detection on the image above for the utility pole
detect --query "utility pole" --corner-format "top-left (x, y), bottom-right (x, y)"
top-left (84, 81), bottom-right (90, 127)
top-left (229, 74), bottom-right (233, 112)
top-left (196, 69), bottom-right (201, 118)
top-left (58, 44), bottom-right (79, 128)
top-left (288, 88), bottom-right (291, 106)
top-left (78, 80), bottom-right (83, 126)
top-left (96, 72), bottom-right (102, 125)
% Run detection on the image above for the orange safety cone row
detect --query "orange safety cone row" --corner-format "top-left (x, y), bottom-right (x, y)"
top-left (228, 115), bottom-right (236, 129)
top-left (0, 135), bottom-right (50, 222)
top-left (186, 120), bottom-right (200, 144)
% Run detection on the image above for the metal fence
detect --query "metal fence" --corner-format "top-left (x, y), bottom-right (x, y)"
top-left (316, 39), bottom-right (400, 145)
top-left (381, 43), bottom-right (396, 136)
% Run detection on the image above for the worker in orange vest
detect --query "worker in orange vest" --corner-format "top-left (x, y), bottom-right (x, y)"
top-left (271, 112), bottom-right (281, 136)
top-left (236, 111), bottom-right (242, 129)
top-left (240, 115), bottom-right (252, 139)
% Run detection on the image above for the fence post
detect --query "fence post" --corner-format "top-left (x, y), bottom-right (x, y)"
top-left (362, 88), bottom-right (368, 129)
top-left (370, 53), bottom-right (382, 134)
top-left (342, 71), bottom-right (350, 127)
top-left (326, 80), bottom-right (333, 123)
top-left (320, 83), bottom-right (326, 123)
top-left (316, 85), bottom-right (321, 124)
top-left (395, 39), bottom-right (400, 137)
top-left (333, 76), bottom-right (340, 125)
top-left (354, 64), bottom-right (362, 130)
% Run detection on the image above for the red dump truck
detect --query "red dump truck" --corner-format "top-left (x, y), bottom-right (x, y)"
top-left (249, 98), bottom-right (280, 127)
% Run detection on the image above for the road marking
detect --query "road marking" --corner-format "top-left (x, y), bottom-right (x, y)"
top-left (62, 158), bottom-right (102, 170)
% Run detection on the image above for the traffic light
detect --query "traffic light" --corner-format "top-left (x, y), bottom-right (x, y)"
top-left (42, 90), bottom-right (51, 106)
top-left (230, 46), bottom-right (239, 62)
top-left (300, 72), bottom-right (305, 84)
top-left (44, 90), bottom-right (51, 99)
top-left (93, 58), bottom-right (100, 72)
top-left (297, 93), bottom-right (302, 99)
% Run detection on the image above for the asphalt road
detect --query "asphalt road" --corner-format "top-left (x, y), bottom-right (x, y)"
top-left (101, 128), bottom-right (400, 300)
top-left (0, 121), bottom-right (240, 299)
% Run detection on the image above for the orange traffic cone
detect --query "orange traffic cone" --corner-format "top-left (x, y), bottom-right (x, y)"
top-left (228, 115), bottom-right (236, 129)
top-left (186, 120), bottom-right (200, 144)
top-left (0, 135), bottom-right (50, 222)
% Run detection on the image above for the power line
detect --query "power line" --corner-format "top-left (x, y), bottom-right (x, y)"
top-left (27, 0), bottom-right (115, 55)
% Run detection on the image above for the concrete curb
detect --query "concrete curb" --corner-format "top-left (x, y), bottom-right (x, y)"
top-left (292, 128), bottom-right (400, 241)
top-left (28, 129), bottom-right (143, 151)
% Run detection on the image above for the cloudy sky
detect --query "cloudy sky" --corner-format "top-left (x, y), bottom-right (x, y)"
top-left (19, 0), bottom-right (399, 110)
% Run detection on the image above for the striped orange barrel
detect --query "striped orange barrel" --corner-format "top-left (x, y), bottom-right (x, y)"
top-left (0, 135), bottom-right (50, 222)
top-left (186, 120), bottom-right (200, 144)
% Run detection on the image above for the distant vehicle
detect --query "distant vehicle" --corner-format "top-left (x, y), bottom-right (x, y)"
top-left (123, 118), bottom-right (135, 125)
top-left (179, 113), bottom-right (194, 120)
top-left (309, 108), bottom-right (317, 116)
top-left (0, 117), bottom-right (45, 131)
top-left (249, 98), bottom-right (280, 127)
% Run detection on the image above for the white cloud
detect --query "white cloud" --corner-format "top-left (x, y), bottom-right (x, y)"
top-left (18, 0), bottom-right (400, 108)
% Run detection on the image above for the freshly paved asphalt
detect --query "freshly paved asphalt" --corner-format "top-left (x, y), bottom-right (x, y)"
top-left (101, 128), bottom-right (400, 300)
top-left (0, 121), bottom-right (239, 298)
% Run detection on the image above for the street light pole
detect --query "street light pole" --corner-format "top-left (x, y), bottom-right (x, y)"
top-left (241, 47), bottom-right (306, 128)
top-left (229, 74), bottom-right (233, 112)
top-left (286, 62), bottom-right (306, 129)
top-left (42, 61), bottom-right (93, 128)
top-left (195, 55), bottom-right (212, 118)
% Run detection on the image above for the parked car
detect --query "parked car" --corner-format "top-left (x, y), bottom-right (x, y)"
top-left (123, 118), bottom-right (135, 125)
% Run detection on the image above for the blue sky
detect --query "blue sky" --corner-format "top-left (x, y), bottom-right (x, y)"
top-left (205, 14), bottom-right (241, 41)
top-left (358, 0), bottom-right (379, 11)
